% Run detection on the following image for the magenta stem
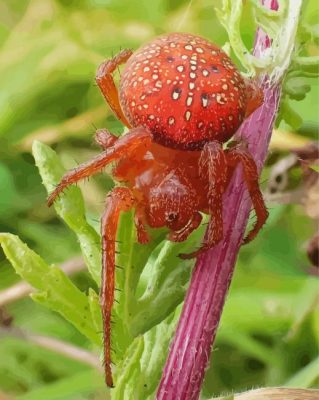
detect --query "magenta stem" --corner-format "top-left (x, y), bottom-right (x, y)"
top-left (157, 1), bottom-right (281, 399)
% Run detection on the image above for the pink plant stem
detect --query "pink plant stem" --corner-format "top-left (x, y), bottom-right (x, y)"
top-left (157, 1), bottom-right (280, 399)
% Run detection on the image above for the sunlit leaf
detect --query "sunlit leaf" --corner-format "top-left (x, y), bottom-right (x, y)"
top-left (0, 233), bottom-right (100, 345)
top-left (32, 140), bottom-right (101, 284)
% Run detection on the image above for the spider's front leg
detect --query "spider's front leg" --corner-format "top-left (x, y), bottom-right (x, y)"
top-left (96, 49), bottom-right (133, 128)
top-left (47, 127), bottom-right (152, 206)
top-left (225, 143), bottom-right (268, 244)
top-left (180, 141), bottom-right (228, 259)
top-left (100, 187), bottom-right (135, 387)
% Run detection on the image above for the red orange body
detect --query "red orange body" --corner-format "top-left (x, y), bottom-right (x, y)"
top-left (120, 33), bottom-right (261, 149)
top-left (48, 33), bottom-right (267, 388)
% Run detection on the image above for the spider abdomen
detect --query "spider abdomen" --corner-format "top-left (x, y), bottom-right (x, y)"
top-left (120, 32), bottom-right (248, 150)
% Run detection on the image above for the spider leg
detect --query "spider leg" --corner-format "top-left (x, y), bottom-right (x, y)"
top-left (47, 127), bottom-right (152, 206)
top-left (244, 77), bottom-right (264, 118)
top-left (100, 187), bottom-right (135, 387)
top-left (134, 207), bottom-right (150, 244)
top-left (96, 49), bottom-right (133, 128)
top-left (169, 212), bottom-right (202, 243)
top-left (180, 141), bottom-right (228, 259)
top-left (226, 145), bottom-right (268, 244)
top-left (95, 128), bottom-right (118, 149)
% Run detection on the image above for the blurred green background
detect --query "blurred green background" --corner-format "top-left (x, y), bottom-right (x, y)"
top-left (0, 0), bottom-right (318, 399)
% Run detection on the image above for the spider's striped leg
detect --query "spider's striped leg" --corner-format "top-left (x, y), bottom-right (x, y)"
top-left (100, 187), bottom-right (134, 387)
top-left (47, 127), bottom-right (152, 206)
top-left (96, 49), bottom-right (133, 128)
top-left (180, 141), bottom-right (228, 259)
top-left (225, 146), bottom-right (268, 244)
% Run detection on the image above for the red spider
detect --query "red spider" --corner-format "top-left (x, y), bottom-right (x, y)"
top-left (47, 32), bottom-right (268, 387)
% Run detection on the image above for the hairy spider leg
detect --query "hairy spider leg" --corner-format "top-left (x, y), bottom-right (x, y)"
top-left (180, 142), bottom-right (228, 259)
top-left (47, 127), bottom-right (152, 206)
top-left (96, 49), bottom-right (133, 128)
top-left (168, 212), bottom-right (202, 242)
top-left (134, 207), bottom-right (150, 244)
top-left (225, 146), bottom-right (268, 244)
top-left (244, 78), bottom-right (264, 119)
top-left (100, 187), bottom-right (135, 387)
top-left (95, 128), bottom-right (118, 149)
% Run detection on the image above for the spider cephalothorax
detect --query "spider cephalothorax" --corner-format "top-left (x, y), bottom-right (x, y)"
top-left (47, 32), bottom-right (267, 387)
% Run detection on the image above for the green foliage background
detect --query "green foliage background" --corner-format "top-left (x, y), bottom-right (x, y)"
top-left (0, 0), bottom-right (318, 399)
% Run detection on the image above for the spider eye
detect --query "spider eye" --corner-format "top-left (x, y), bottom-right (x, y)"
top-left (166, 212), bottom-right (178, 222)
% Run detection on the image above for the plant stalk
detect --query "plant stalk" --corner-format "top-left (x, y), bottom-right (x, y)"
top-left (157, 1), bottom-right (282, 399)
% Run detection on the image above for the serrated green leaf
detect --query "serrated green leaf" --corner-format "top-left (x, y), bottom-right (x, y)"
top-left (113, 307), bottom-right (180, 399)
top-left (0, 233), bottom-right (100, 345)
top-left (110, 210), bottom-right (167, 362)
top-left (113, 336), bottom-right (144, 399)
top-left (32, 140), bottom-right (101, 284)
top-left (108, 208), bottom-right (203, 370)
top-left (136, 309), bottom-right (180, 399)
top-left (130, 218), bottom-right (206, 336)
top-left (0, 232), bottom-right (47, 288)
top-left (111, 209), bottom-right (204, 352)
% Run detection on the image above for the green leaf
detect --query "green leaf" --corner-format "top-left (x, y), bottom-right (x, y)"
top-left (285, 355), bottom-right (319, 388)
top-left (279, 99), bottom-right (303, 130)
top-left (286, 278), bottom-right (319, 340)
top-left (284, 77), bottom-right (311, 101)
top-left (215, 0), bottom-right (268, 75)
top-left (17, 369), bottom-right (106, 400)
top-left (293, 55), bottom-right (319, 74)
top-left (130, 218), bottom-right (206, 336)
top-left (0, 233), bottom-right (100, 345)
top-left (111, 209), bottom-right (204, 360)
top-left (0, 162), bottom-right (18, 215)
top-left (215, 0), bottom-right (303, 80)
top-left (32, 140), bottom-right (101, 284)
top-left (113, 336), bottom-right (144, 400)
top-left (219, 329), bottom-right (281, 366)
top-left (113, 308), bottom-right (180, 399)
top-left (109, 208), bottom-right (203, 370)
top-left (110, 210), bottom-right (167, 362)
top-left (88, 288), bottom-right (103, 334)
